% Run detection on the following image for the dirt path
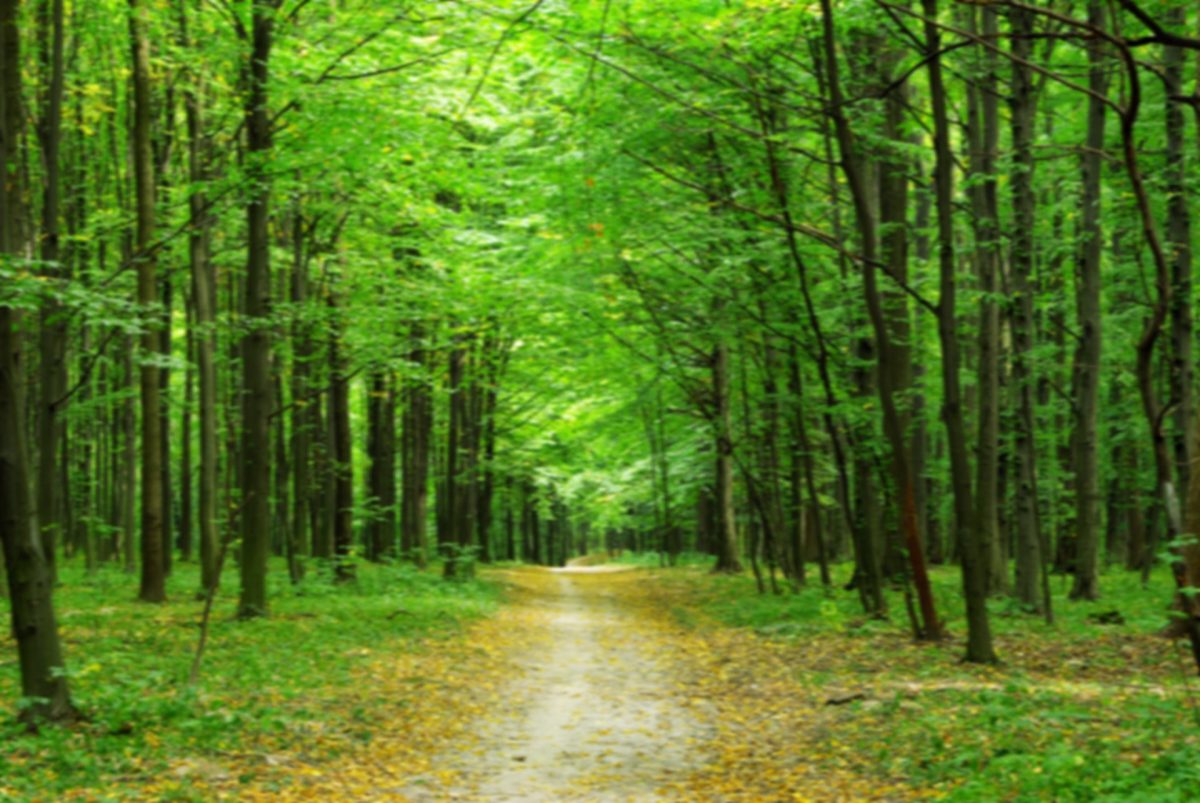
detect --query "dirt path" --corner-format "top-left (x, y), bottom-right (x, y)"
top-left (412, 567), bottom-right (712, 801)
top-left (227, 566), bottom-right (906, 801)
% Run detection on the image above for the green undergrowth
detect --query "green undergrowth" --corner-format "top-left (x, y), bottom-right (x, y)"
top-left (654, 559), bottom-right (1200, 801)
top-left (0, 557), bottom-right (499, 800)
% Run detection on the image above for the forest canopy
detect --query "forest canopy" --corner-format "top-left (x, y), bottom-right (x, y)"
top-left (2, 1), bottom-right (1200, 786)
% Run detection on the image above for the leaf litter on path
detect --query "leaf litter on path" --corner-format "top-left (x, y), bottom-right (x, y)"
top-left (204, 567), bottom-right (932, 801)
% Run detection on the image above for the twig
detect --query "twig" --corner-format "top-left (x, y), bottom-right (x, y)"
top-left (187, 499), bottom-right (243, 688)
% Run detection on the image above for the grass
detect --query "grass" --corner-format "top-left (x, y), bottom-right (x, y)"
top-left (654, 557), bottom-right (1200, 801)
top-left (5, 552), bottom-right (1198, 800)
top-left (0, 557), bottom-right (499, 801)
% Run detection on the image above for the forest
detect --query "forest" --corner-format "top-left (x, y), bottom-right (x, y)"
top-left (2, 0), bottom-right (1200, 799)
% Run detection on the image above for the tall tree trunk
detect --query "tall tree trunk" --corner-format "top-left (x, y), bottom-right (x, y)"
top-left (760, 61), bottom-right (854, 596)
top-left (121, 346), bottom-right (137, 573)
top-left (966, 5), bottom-right (1006, 596)
top-left (287, 206), bottom-right (310, 583)
top-left (1164, 5), bottom-right (1193, 525)
top-left (181, 0), bottom-right (218, 592)
top-left (328, 295), bottom-right (354, 581)
top-left (35, 0), bottom-right (66, 585)
top-left (401, 322), bottom-right (431, 566)
top-left (238, 1), bottom-right (277, 617)
top-left (712, 341), bottom-right (741, 573)
top-left (180, 310), bottom-right (193, 562)
top-left (159, 272), bottom-right (173, 576)
top-left (443, 336), bottom-right (468, 576)
top-left (922, 0), bottom-right (996, 661)
top-left (1069, 1), bottom-right (1108, 601)
top-left (1008, 6), bottom-right (1048, 618)
top-left (0, 0), bottom-right (75, 723)
top-left (879, 34), bottom-right (915, 583)
top-left (366, 368), bottom-right (396, 561)
top-left (819, 0), bottom-right (940, 638)
top-left (130, 0), bottom-right (165, 603)
top-left (477, 343), bottom-right (499, 564)
top-left (788, 341), bottom-right (829, 586)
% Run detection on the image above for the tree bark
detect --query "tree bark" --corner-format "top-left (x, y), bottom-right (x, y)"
top-left (820, 0), bottom-right (940, 637)
top-left (130, 0), bottom-right (165, 603)
top-left (922, 0), bottom-right (996, 661)
top-left (1069, 1), bottom-right (1108, 601)
top-left (35, 0), bottom-right (66, 585)
top-left (180, 0), bottom-right (218, 592)
top-left (329, 293), bottom-right (354, 582)
top-left (401, 322), bottom-right (431, 566)
top-left (366, 369), bottom-right (396, 561)
top-left (710, 341), bottom-right (741, 573)
top-left (1164, 5), bottom-right (1193, 525)
top-left (1008, 6), bottom-right (1049, 618)
top-left (238, 1), bottom-right (277, 617)
top-left (966, 4), bottom-right (1006, 596)
top-left (0, 0), bottom-right (75, 723)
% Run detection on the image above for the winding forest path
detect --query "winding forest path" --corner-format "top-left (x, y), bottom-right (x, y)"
top-left (408, 566), bottom-right (713, 801)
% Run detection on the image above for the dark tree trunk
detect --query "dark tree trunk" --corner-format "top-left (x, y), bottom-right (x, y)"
top-left (287, 207), bottom-right (311, 583)
top-left (1164, 5), bottom-right (1193, 524)
top-left (329, 296), bottom-right (354, 582)
top-left (366, 369), bottom-right (397, 561)
top-left (820, 0), bottom-right (939, 638)
top-left (712, 342), bottom-right (741, 573)
top-left (401, 323), bottom-right (431, 566)
top-left (130, 0), bottom-right (165, 603)
top-left (966, 5), bottom-right (1006, 596)
top-left (1008, 6), bottom-right (1049, 618)
top-left (180, 0), bottom-right (217, 592)
top-left (35, 0), bottom-right (66, 586)
top-left (0, 0), bottom-right (75, 723)
top-left (238, 1), bottom-right (277, 617)
top-left (180, 304), bottom-right (193, 563)
top-left (1069, 1), bottom-right (1108, 601)
top-left (922, 0), bottom-right (996, 661)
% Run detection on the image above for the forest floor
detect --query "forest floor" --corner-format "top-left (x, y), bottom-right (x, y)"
top-left (4, 560), bottom-right (1200, 800)
top-left (223, 565), bottom-right (905, 802)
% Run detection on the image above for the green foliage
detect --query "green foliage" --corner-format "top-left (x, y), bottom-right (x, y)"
top-left (669, 561), bottom-right (1200, 799)
top-left (0, 558), bottom-right (498, 799)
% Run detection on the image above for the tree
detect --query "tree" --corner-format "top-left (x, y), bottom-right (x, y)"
top-left (129, 0), bottom-right (165, 603)
top-left (238, 0), bottom-right (282, 618)
top-left (0, 0), bottom-right (75, 724)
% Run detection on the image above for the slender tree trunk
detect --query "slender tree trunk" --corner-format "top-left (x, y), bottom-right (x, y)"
top-left (238, 1), bottom-right (277, 617)
top-left (180, 311), bottom-right (193, 562)
top-left (159, 273), bottom-right (173, 577)
top-left (1009, 6), bottom-right (1048, 618)
top-left (966, 5), bottom-right (1006, 596)
top-left (477, 345), bottom-right (499, 564)
top-left (788, 341), bottom-right (829, 586)
top-left (366, 368), bottom-right (396, 561)
top-left (922, 0), bottom-right (995, 661)
top-left (712, 342), bottom-right (741, 573)
top-left (130, 0), bottom-right (165, 603)
top-left (402, 322), bottom-right (431, 567)
top-left (1069, 1), bottom-right (1108, 601)
top-left (35, 0), bottom-right (66, 585)
top-left (504, 475), bottom-right (516, 561)
top-left (1164, 5), bottom-right (1193, 524)
top-left (0, 0), bottom-right (75, 723)
top-left (121, 346), bottom-right (137, 573)
top-left (329, 294), bottom-right (354, 582)
top-left (181, 0), bottom-right (217, 592)
top-left (287, 206), bottom-right (310, 583)
top-left (820, 0), bottom-right (940, 638)
top-left (879, 40), bottom-right (915, 583)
